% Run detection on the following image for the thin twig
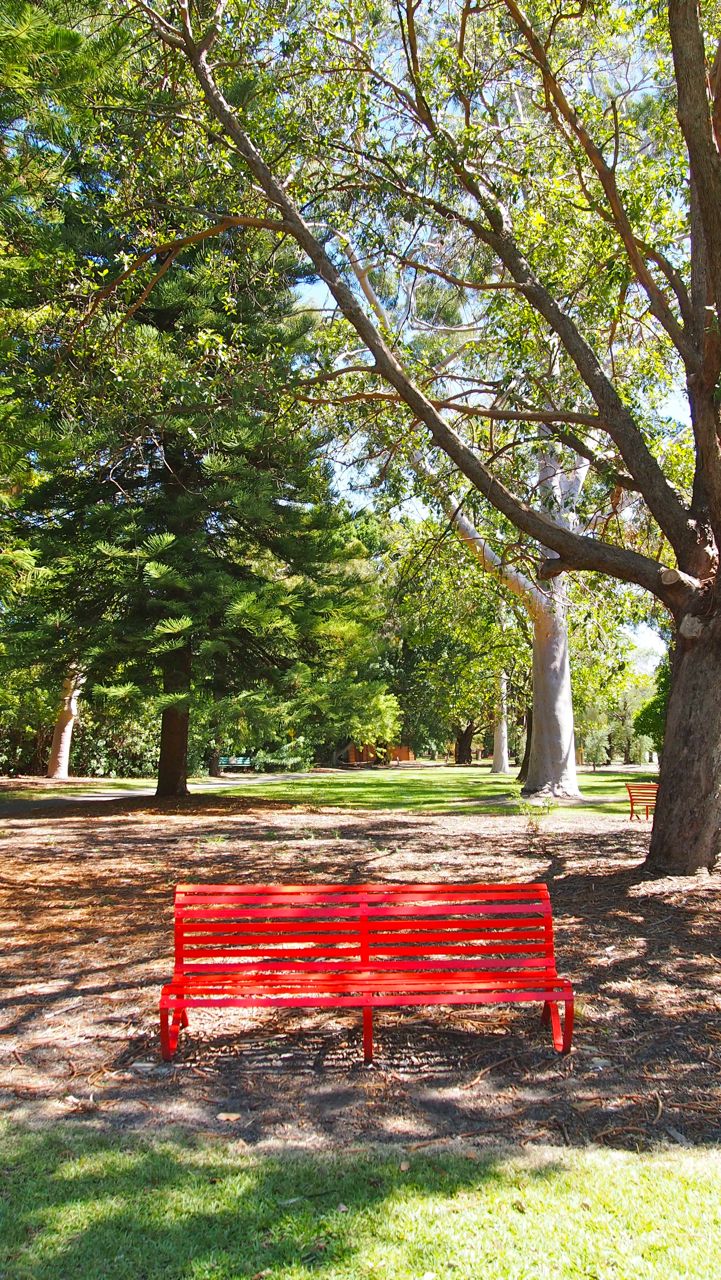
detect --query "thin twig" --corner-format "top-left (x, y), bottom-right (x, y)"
top-left (462, 1054), bottom-right (520, 1087)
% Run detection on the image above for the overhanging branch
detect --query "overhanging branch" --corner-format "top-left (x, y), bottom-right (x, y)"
top-left (134, 8), bottom-right (689, 608)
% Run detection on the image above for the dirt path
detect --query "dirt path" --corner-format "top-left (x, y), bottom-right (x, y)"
top-left (2, 794), bottom-right (719, 1153)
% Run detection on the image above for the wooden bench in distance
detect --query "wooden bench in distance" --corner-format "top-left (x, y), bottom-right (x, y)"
top-left (159, 882), bottom-right (574, 1061)
top-left (626, 782), bottom-right (658, 820)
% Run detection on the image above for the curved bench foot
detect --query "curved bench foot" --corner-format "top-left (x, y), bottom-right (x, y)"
top-left (541, 998), bottom-right (574, 1054)
top-left (160, 1005), bottom-right (188, 1060)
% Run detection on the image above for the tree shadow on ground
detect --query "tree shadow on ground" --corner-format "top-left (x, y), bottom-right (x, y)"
top-left (1, 803), bottom-right (719, 1153)
top-left (6, 1122), bottom-right (717, 1280)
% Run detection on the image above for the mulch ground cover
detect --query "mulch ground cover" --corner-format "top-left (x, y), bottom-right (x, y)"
top-left (2, 785), bottom-right (720, 1153)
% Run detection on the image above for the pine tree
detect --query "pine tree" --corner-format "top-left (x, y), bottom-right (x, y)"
top-left (6, 232), bottom-right (379, 793)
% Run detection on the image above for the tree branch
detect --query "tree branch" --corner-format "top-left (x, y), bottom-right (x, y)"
top-left (411, 451), bottom-right (548, 619)
top-left (396, 254), bottom-right (525, 294)
top-left (136, 16), bottom-right (690, 608)
top-left (501, 0), bottom-right (695, 361)
top-left (669, 0), bottom-right (721, 336)
top-left (68, 214), bottom-right (294, 345)
top-left (358, 149), bottom-right (697, 563)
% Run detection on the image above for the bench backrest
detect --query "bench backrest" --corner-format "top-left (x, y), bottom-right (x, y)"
top-left (627, 778), bottom-right (660, 808)
top-left (173, 882), bottom-right (559, 978)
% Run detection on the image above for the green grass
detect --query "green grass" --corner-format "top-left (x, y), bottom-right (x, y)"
top-left (216, 765), bottom-right (520, 813)
top-left (0, 778), bottom-right (151, 802)
top-left (211, 765), bottom-right (658, 816)
top-left (0, 766), bottom-right (659, 816)
top-left (0, 1123), bottom-right (717, 1279)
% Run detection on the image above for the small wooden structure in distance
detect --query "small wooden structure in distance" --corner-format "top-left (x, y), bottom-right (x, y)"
top-left (345, 743), bottom-right (415, 764)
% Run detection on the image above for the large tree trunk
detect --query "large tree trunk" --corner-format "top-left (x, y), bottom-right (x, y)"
top-left (523, 588), bottom-right (580, 797)
top-left (156, 645), bottom-right (192, 798)
top-left (46, 671), bottom-right (84, 780)
top-left (491, 671), bottom-right (510, 773)
top-left (454, 721), bottom-right (475, 765)
top-left (647, 617), bottom-right (721, 874)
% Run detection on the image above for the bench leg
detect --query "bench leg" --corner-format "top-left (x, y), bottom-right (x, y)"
top-left (363, 1007), bottom-right (374, 1063)
top-left (159, 1006), bottom-right (187, 1061)
top-left (562, 997), bottom-right (574, 1053)
top-left (542, 999), bottom-right (574, 1054)
top-left (160, 1007), bottom-right (172, 1060)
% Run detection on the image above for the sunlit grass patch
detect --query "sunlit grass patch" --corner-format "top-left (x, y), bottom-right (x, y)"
top-left (209, 764), bottom-right (658, 816)
top-left (0, 1122), bottom-right (716, 1280)
top-left (0, 765), bottom-right (659, 817)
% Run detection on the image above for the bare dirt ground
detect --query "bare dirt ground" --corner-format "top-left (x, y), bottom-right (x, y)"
top-left (2, 785), bottom-right (720, 1153)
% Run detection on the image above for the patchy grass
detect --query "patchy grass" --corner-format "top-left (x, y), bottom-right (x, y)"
top-left (211, 765), bottom-right (658, 816)
top-left (0, 778), bottom-right (150, 803)
top-left (213, 765), bottom-right (520, 813)
top-left (0, 1123), bottom-right (717, 1280)
top-left (0, 765), bottom-right (658, 816)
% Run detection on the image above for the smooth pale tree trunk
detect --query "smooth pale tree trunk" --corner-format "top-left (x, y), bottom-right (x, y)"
top-left (491, 671), bottom-right (510, 773)
top-left (346, 260), bottom-right (586, 798)
top-left (454, 721), bottom-right (475, 765)
top-left (156, 646), bottom-right (192, 798)
top-left (647, 614), bottom-right (721, 873)
top-left (523, 585), bottom-right (579, 796)
top-left (521, 438), bottom-right (584, 798)
top-left (46, 672), bottom-right (84, 780)
top-left (417, 464), bottom-right (580, 795)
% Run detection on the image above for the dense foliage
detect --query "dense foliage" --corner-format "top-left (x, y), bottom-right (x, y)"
top-left (0, 0), bottom-right (671, 798)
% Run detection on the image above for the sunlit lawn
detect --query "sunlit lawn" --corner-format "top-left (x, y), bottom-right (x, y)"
top-left (0, 778), bottom-right (152, 802)
top-left (0, 1123), bottom-right (716, 1280)
top-left (0, 765), bottom-right (658, 816)
top-left (211, 764), bottom-right (658, 816)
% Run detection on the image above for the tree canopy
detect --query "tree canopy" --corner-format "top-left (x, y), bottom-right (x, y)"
top-left (88, 0), bottom-right (721, 872)
top-left (2, 0), bottom-right (709, 873)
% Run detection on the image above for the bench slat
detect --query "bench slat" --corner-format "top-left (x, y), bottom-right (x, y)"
top-left (181, 949), bottom-right (552, 965)
top-left (176, 904), bottom-right (550, 925)
top-left (179, 925), bottom-right (551, 954)
top-left (164, 972), bottom-right (570, 993)
top-left (164, 989), bottom-right (571, 1010)
top-left (176, 881), bottom-right (550, 894)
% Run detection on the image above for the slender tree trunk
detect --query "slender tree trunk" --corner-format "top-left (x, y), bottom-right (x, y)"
top-left (454, 721), bottom-right (475, 765)
top-left (156, 645), bottom-right (192, 798)
top-left (208, 748), bottom-right (222, 777)
top-left (517, 708), bottom-right (533, 783)
top-left (647, 615), bottom-right (721, 874)
top-left (523, 587), bottom-right (580, 797)
top-left (46, 671), bottom-right (84, 780)
top-left (491, 671), bottom-right (510, 773)
top-left (412, 453), bottom-right (584, 796)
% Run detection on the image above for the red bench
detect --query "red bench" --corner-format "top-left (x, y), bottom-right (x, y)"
top-left (159, 882), bottom-right (574, 1061)
top-left (626, 782), bottom-right (658, 820)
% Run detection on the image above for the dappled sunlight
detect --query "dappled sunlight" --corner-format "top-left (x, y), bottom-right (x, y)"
top-left (1, 1124), bottom-right (719, 1280)
top-left (2, 794), bottom-right (719, 1155)
top-left (0, 762), bottom-right (659, 818)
